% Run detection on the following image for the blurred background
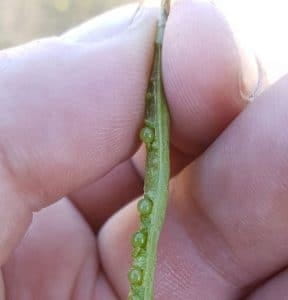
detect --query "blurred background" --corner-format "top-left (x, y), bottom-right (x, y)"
top-left (0, 0), bottom-right (131, 48)
top-left (0, 0), bottom-right (288, 82)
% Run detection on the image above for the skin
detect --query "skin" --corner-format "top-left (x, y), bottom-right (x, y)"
top-left (0, 0), bottom-right (287, 299)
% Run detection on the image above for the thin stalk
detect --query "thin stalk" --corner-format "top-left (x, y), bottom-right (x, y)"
top-left (128, 1), bottom-right (171, 299)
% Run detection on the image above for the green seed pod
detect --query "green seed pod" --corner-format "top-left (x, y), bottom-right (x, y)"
top-left (128, 1), bottom-right (171, 299)
top-left (137, 197), bottom-right (153, 216)
top-left (128, 267), bottom-right (143, 285)
top-left (140, 127), bottom-right (154, 145)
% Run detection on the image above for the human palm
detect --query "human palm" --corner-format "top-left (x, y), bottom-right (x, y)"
top-left (0, 1), bottom-right (287, 299)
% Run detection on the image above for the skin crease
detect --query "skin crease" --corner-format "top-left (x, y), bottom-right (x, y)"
top-left (1, 0), bottom-right (288, 300)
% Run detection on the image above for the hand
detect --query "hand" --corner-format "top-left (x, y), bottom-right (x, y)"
top-left (0, 1), bottom-right (286, 299)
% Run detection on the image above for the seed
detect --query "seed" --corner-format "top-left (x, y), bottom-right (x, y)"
top-left (140, 127), bottom-right (154, 144)
top-left (128, 267), bottom-right (143, 285)
top-left (137, 197), bottom-right (153, 216)
top-left (132, 231), bottom-right (147, 248)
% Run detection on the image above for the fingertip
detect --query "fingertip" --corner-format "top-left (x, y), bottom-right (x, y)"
top-left (62, 4), bottom-right (137, 43)
top-left (164, 0), bottom-right (258, 156)
top-left (0, 3), bottom-right (159, 265)
top-left (62, 4), bottom-right (158, 44)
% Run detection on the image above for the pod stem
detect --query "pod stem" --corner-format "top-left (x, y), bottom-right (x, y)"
top-left (128, 1), bottom-right (171, 300)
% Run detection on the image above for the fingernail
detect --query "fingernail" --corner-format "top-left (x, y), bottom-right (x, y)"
top-left (238, 46), bottom-right (267, 102)
top-left (213, 2), bottom-right (268, 102)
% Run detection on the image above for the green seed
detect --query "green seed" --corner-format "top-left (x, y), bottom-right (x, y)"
top-left (140, 127), bottom-right (154, 144)
top-left (128, 267), bottom-right (143, 285)
top-left (137, 197), bottom-right (153, 216)
top-left (132, 231), bottom-right (147, 248)
top-left (137, 255), bottom-right (146, 265)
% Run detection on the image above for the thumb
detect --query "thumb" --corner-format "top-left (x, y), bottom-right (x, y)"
top-left (0, 8), bottom-right (156, 264)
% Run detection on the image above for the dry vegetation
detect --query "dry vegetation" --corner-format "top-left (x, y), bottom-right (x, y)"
top-left (0, 0), bottom-right (132, 48)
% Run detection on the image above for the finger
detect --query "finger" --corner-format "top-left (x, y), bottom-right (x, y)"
top-left (163, 0), bottom-right (260, 156)
top-left (71, 159), bottom-right (143, 231)
top-left (3, 198), bottom-right (117, 299)
top-left (3, 198), bottom-right (100, 299)
top-left (246, 269), bottom-right (288, 299)
top-left (0, 12), bottom-right (156, 264)
top-left (178, 74), bottom-right (288, 287)
top-left (71, 0), bottom-right (262, 230)
top-left (95, 273), bottom-right (118, 300)
top-left (0, 273), bottom-right (4, 300)
top-left (99, 74), bottom-right (288, 299)
top-left (59, 4), bottom-right (157, 232)
top-left (63, 3), bottom-right (157, 43)
top-left (62, 5), bottom-right (157, 231)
